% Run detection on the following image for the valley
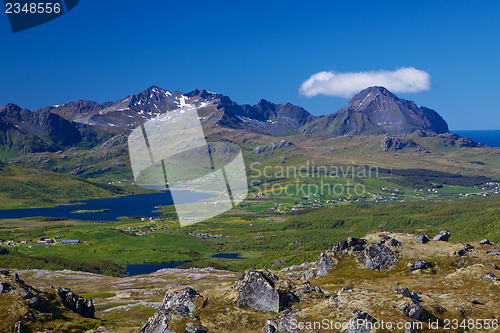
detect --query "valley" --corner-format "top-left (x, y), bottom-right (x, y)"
top-left (1, 85), bottom-right (500, 332)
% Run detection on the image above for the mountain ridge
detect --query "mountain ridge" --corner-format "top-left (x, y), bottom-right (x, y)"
top-left (0, 86), bottom-right (451, 158)
top-left (30, 85), bottom-right (450, 137)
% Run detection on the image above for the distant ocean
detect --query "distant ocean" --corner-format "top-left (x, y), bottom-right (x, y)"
top-left (453, 130), bottom-right (500, 147)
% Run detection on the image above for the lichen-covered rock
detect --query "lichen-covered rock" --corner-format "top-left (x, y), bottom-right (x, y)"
top-left (235, 270), bottom-right (299, 313)
top-left (56, 288), bottom-right (94, 318)
top-left (433, 231), bottom-right (451, 242)
top-left (414, 235), bottom-right (430, 244)
top-left (345, 310), bottom-right (378, 333)
top-left (185, 322), bottom-right (207, 333)
top-left (404, 300), bottom-right (424, 319)
top-left (300, 281), bottom-right (322, 294)
top-left (316, 252), bottom-right (334, 276)
top-left (262, 308), bottom-right (301, 333)
top-left (140, 287), bottom-right (206, 333)
top-left (359, 244), bottom-right (396, 270)
top-left (410, 260), bottom-right (430, 271)
top-left (162, 287), bottom-right (200, 313)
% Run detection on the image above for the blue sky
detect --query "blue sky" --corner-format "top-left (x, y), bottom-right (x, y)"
top-left (1, 0), bottom-right (499, 130)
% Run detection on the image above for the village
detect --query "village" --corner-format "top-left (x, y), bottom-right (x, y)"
top-left (0, 237), bottom-right (81, 249)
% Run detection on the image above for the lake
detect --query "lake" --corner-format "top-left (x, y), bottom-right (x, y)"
top-left (211, 253), bottom-right (246, 259)
top-left (125, 262), bottom-right (189, 276)
top-left (0, 191), bottom-right (213, 221)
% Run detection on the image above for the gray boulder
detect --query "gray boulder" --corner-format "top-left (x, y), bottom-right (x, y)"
top-left (0, 282), bottom-right (9, 293)
top-left (359, 244), bottom-right (396, 270)
top-left (482, 272), bottom-right (497, 281)
top-left (185, 322), bottom-right (207, 333)
top-left (433, 231), bottom-right (451, 242)
top-left (410, 260), bottom-right (430, 271)
top-left (56, 288), bottom-right (95, 318)
top-left (331, 240), bottom-right (348, 253)
top-left (21, 290), bottom-right (34, 299)
top-left (345, 310), bottom-right (377, 333)
top-left (302, 270), bottom-right (315, 280)
top-left (487, 249), bottom-right (500, 256)
top-left (395, 287), bottom-right (411, 298)
top-left (414, 235), bottom-right (430, 244)
top-left (300, 281), bottom-right (323, 294)
top-left (316, 252), bottom-right (333, 276)
top-left (262, 309), bottom-right (301, 333)
top-left (235, 270), bottom-right (298, 313)
top-left (162, 287), bottom-right (200, 313)
top-left (13, 321), bottom-right (24, 333)
top-left (480, 239), bottom-right (493, 245)
top-left (404, 300), bottom-right (424, 319)
top-left (140, 287), bottom-right (206, 333)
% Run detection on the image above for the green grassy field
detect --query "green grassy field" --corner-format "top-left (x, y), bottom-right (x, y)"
top-left (2, 192), bottom-right (499, 275)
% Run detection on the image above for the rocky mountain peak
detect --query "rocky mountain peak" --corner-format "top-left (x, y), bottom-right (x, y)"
top-left (0, 103), bottom-right (24, 116)
top-left (304, 86), bottom-right (449, 136)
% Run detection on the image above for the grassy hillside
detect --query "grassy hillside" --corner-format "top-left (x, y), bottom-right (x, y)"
top-left (0, 161), bottom-right (152, 209)
top-left (0, 246), bottom-right (125, 276)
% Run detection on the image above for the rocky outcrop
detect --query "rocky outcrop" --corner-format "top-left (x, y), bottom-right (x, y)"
top-left (403, 300), bottom-right (424, 320)
top-left (345, 310), bottom-right (378, 333)
top-left (455, 244), bottom-right (474, 257)
top-left (381, 136), bottom-right (421, 151)
top-left (253, 140), bottom-right (295, 155)
top-left (56, 288), bottom-right (95, 318)
top-left (316, 252), bottom-right (334, 276)
top-left (480, 239), bottom-right (493, 245)
top-left (234, 270), bottom-right (299, 313)
top-left (410, 260), bottom-right (430, 271)
top-left (482, 272), bottom-right (497, 281)
top-left (414, 235), bottom-right (430, 244)
top-left (358, 243), bottom-right (396, 271)
top-left (305, 236), bottom-right (398, 278)
top-left (0, 282), bottom-right (10, 293)
top-left (487, 248), bottom-right (500, 256)
top-left (140, 287), bottom-right (206, 333)
top-left (433, 230), bottom-right (451, 242)
top-left (96, 134), bottom-right (128, 150)
top-left (262, 309), bottom-right (301, 333)
top-left (13, 321), bottom-right (25, 333)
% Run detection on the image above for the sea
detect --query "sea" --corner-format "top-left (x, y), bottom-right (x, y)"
top-left (453, 130), bottom-right (500, 147)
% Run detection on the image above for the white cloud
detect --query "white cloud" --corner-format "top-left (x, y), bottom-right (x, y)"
top-left (299, 67), bottom-right (431, 98)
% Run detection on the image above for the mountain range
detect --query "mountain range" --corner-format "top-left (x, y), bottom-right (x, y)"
top-left (0, 85), bottom-right (449, 158)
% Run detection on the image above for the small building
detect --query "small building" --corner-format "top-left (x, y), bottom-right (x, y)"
top-left (61, 240), bottom-right (80, 244)
top-left (21, 240), bottom-right (27, 244)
